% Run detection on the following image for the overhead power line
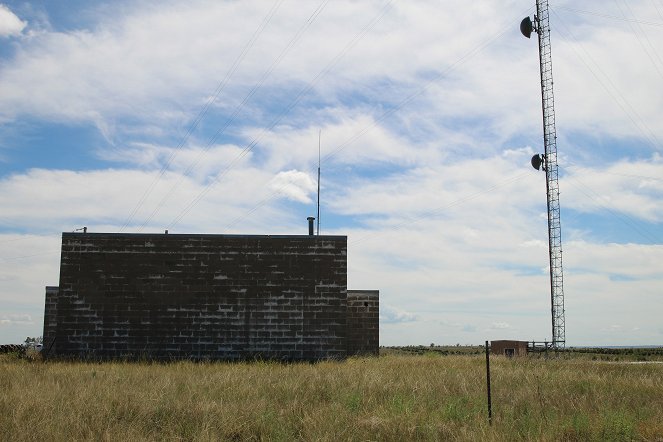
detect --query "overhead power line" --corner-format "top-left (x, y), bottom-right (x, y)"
top-left (552, 9), bottom-right (663, 151)
top-left (137, 0), bottom-right (330, 231)
top-left (119, 0), bottom-right (285, 232)
top-left (167, 0), bottom-right (397, 230)
top-left (613, 0), bottom-right (663, 81)
top-left (561, 168), bottom-right (662, 244)
top-left (553, 5), bottom-right (663, 27)
top-left (349, 172), bottom-right (530, 246)
top-left (653, 0), bottom-right (663, 21)
top-left (0, 250), bottom-right (61, 263)
top-left (223, 10), bottom-right (529, 232)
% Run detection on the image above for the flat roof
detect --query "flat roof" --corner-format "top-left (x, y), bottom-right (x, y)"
top-left (61, 232), bottom-right (347, 240)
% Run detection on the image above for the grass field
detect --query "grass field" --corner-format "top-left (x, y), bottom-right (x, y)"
top-left (1, 349), bottom-right (662, 441)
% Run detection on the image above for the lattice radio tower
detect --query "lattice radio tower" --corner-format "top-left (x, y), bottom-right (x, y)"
top-left (521, 0), bottom-right (565, 349)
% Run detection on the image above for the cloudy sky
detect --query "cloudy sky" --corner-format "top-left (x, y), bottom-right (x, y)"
top-left (1, 0), bottom-right (661, 347)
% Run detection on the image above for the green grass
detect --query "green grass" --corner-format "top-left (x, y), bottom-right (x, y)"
top-left (1, 351), bottom-right (662, 441)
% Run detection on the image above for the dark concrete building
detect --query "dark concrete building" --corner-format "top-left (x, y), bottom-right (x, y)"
top-left (43, 232), bottom-right (378, 361)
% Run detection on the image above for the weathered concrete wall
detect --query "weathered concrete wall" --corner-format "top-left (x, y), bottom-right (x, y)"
top-left (490, 340), bottom-right (528, 357)
top-left (49, 233), bottom-right (347, 361)
top-left (43, 286), bottom-right (59, 355)
top-left (346, 290), bottom-right (379, 356)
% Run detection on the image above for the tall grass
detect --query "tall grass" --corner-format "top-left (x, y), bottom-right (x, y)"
top-left (1, 352), bottom-right (661, 441)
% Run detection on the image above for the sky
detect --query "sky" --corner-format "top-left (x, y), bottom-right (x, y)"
top-left (0, 0), bottom-right (661, 347)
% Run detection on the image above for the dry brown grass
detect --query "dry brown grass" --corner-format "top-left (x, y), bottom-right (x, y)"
top-left (1, 352), bottom-right (661, 441)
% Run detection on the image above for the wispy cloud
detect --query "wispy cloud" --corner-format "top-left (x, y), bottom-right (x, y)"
top-left (491, 322), bottom-right (511, 330)
top-left (380, 305), bottom-right (417, 324)
top-left (0, 314), bottom-right (33, 326)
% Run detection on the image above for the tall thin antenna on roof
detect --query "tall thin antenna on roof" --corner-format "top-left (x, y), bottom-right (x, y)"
top-left (317, 130), bottom-right (321, 235)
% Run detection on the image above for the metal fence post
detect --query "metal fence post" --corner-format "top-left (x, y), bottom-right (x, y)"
top-left (486, 340), bottom-right (492, 425)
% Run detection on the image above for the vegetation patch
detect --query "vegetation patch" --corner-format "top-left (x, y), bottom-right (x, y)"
top-left (1, 349), bottom-right (662, 440)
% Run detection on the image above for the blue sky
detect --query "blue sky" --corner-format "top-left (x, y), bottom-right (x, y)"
top-left (1, 1), bottom-right (662, 346)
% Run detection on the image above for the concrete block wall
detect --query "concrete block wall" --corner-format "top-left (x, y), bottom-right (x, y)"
top-left (43, 286), bottom-right (59, 354)
top-left (49, 233), bottom-right (348, 361)
top-left (490, 340), bottom-right (528, 357)
top-left (346, 290), bottom-right (379, 356)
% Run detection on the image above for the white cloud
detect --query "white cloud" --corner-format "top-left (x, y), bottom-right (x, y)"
top-left (553, 9), bottom-right (663, 143)
top-left (0, 2), bottom-right (601, 139)
top-left (0, 166), bottom-right (294, 234)
top-left (491, 322), bottom-right (511, 330)
top-left (380, 305), bottom-right (417, 324)
top-left (269, 169), bottom-right (316, 203)
top-left (0, 0), bottom-right (660, 177)
top-left (565, 241), bottom-right (663, 279)
top-left (0, 5), bottom-right (25, 37)
top-left (603, 325), bottom-right (623, 333)
top-left (0, 314), bottom-right (33, 326)
top-left (561, 157), bottom-right (663, 224)
top-left (98, 142), bottom-right (255, 181)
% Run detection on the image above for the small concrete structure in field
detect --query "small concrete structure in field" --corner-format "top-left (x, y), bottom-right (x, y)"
top-left (43, 232), bottom-right (379, 361)
top-left (490, 340), bottom-right (529, 357)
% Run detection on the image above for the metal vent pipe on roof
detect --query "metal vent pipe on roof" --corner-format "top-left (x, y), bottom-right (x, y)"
top-left (307, 217), bottom-right (315, 236)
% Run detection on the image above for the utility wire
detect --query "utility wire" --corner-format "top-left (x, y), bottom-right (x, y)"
top-left (653, 0), bottom-right (663, 21)
top-left (0, 217), bottom-right (63, 244)
top-left (0, 231), bottom-right (61, 245)
top-left (349, 172), bottom-right (530, 246)
top-left (321, 28), bottom-right (512, 164)
top-left (223, 6), bottom-right (662, 248)
top-left (565, 162), bottom-right (663, 183)
top-left (119, 0), bottom-right (284, 232)
top-left (223, 11), bottom-right (526, 232)
top-left (167, 0), bottom-right (396, 230)
top-left (0, 250), bottom-right (61, 263)
top-left (137, 0), bottom-right (330, 231)
top-left (615, 0), bottom-right (663, 80)
top-left (553, 5), bottom-right (663, 27)
top-left (560, 168), bottom-right (662, 244)
top-left (552, 9), bottom-right (663, 151)
top-left (0, 0), bottom-right (286, 256)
